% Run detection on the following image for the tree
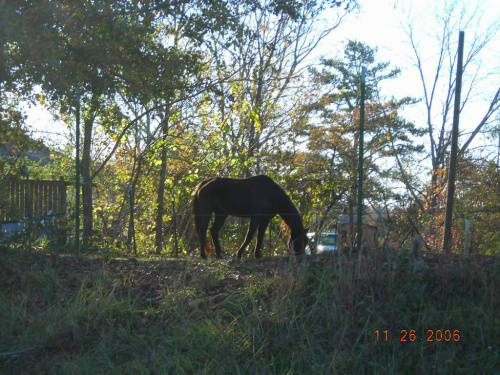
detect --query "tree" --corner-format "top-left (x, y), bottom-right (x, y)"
top-left (307, 40), bottom-right (423, 249)
top-left (195, 0), bottom-right (353, 178)
top-left (2, 0), bottom-right (359, 254)
top-left (405, 0), bottom-right (500, 250)
top-left (2, 0), bottom-right (233, 247)
top-left (454, 154), bottom-right (500, 255)
top-left (3, 1), bottom-right (158, 244)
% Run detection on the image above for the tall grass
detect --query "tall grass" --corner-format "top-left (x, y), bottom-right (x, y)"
top-left (1, 247), bottom-right (499, 374)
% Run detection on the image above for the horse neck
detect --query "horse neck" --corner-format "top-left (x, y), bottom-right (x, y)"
top-left (285, 215), bottom-right (304, 238)
top-left (278, 197), bottom-right (304, 237)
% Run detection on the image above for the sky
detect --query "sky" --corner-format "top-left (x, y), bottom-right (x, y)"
top-left (25, 0), bottom-right (500, 156)
top-left (315, 0), bottom-right (500, 152)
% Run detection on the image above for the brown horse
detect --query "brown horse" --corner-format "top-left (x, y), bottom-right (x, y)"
top-left (193, 175), bottom-right (309, 259)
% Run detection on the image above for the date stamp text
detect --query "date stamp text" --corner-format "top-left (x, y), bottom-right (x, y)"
top-left (375, 329), bottom-right (461, 342)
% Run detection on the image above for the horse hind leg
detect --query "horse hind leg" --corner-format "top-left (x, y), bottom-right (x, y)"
top-left (197, 216), bottom-right (211, 259)
top-left (237, 217), bottom-right (260, 259)
top-left (254, 217), bottom-right (272, 258)
top-left (210, 215), bottom-right (227, 259)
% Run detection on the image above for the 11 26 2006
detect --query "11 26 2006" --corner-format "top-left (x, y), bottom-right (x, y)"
top-left (375, 329), bottom-right (461, 342)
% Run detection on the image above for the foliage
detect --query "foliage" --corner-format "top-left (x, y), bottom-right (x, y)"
top-left (455, 158), bottom-right (500, 255)
top-left (188, 0), bottom-right (350, 178)
top-left (0, 0), bottom-right (498, 255)
top-left (0, 94), bottom-right (46, 179)
top-left (305, 40), bottom-right (424, 244)
top-left (403, 0), bottom-right (500, 252)
top-left (0, 94), bottom-right (50, 224)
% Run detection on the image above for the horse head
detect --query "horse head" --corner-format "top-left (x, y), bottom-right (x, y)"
top-left (289, 226), bottom-right (310, 255)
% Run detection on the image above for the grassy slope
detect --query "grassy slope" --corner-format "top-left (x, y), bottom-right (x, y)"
top-left (1, 248), bottom-right (499, 374)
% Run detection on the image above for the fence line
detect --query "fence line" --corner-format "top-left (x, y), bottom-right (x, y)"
top-left (173, 208), bottom-right (302, 218)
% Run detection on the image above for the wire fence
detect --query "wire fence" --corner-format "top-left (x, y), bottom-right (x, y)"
top-left (1, 179), bottom-right (498, 256)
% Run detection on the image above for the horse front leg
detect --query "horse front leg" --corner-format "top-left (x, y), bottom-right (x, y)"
top-left (237, 217), bottom-right (260, 258)
top-left (210, 215), bottom-right (227, 259)
top-left (254, 216), bottom-right (272, 258)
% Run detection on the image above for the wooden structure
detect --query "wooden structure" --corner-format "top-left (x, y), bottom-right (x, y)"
top-left (339, 213), bottom-right (378, 251)
top-left (0, 178), bottom-right (71, 223)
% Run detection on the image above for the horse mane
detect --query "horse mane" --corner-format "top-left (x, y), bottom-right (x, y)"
top-left (276, 186), bottom-right (304, 237)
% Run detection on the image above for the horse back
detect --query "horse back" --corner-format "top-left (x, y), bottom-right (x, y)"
top-left (195, 175), bottom-right (286, 217)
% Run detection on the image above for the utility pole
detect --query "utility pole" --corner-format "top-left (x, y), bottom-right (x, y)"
top-left (497, 132), bottom-right (499, 169)
top-left (356, 66), bottom-right (366, 252)
top-left (443, 31), bottom-right (464, 254)
top-left (172, 197), bottom-right (179, 257)
top-left (128, 183), bottom-right (137, 254)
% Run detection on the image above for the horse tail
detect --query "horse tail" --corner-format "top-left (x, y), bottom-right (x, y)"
top-left (193, 198), bottom-right (214, 255)
top-left (193, 178), bottom-right (214, 235)
top-left (193, 192), bottom-right (202, 237)
top-left (204, 236), bottom-right (214, 256)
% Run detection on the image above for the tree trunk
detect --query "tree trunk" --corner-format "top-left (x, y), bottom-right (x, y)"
top-left (81, 114), bottom-right (94, 247)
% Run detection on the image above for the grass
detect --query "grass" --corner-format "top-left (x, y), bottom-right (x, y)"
top-left (0, 246), bottom-right (499, 374)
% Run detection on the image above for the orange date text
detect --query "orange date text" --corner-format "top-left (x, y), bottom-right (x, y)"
top-left (374, 329), bottom-right (461, 342)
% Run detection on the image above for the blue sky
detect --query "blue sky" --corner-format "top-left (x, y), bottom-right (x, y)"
top-left (317, 0), bottom-right (500, 146)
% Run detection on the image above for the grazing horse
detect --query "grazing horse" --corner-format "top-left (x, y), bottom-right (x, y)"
top-left (193, 175), bottom-right (309, 259)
